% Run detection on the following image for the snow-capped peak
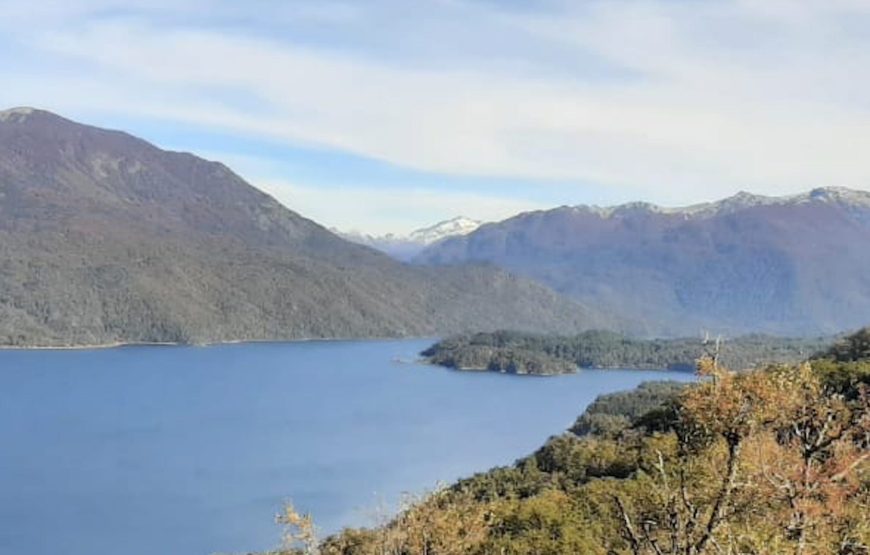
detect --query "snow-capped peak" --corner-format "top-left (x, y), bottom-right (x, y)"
top-left (567, 187), bottom-right (870, 219)
top-left (408, 216), bottom-right (482, 245)
top-left (335, 216), bottom-right (484, 261)
top-left (0, 107), bottom-right (37, 122)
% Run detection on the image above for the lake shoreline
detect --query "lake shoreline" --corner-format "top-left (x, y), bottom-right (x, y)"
top-left (0, 335), bottom-right (438, 352)
top-left (432, 362), bottom-right (692, 376)
top-left (0, 340), bottom-right (692, 555)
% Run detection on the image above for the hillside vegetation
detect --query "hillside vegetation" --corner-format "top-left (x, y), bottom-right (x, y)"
top-left (416, 189), bottom-right (870, 336)
top-left (0, 108), bottom-right (608, 346)
top-left (271, 327), bottom-right (870, 554)
top-left (422, 330), bottom-right (834, 375)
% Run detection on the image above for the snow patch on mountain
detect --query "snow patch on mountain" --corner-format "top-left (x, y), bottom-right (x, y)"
top-left (0, 107), bottom-right (37, 122)
top-left (337, 216), bottom-right (483, 260)
top-left (565, 187), bottom-right (870, 219)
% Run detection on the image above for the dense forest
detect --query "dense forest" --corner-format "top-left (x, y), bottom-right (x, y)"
top-left (0, 109), bottom-right (608, 348)
top-left (422, 330), bottom-right (836, 375)
top-left (270, 327), bottom-right (870, 554)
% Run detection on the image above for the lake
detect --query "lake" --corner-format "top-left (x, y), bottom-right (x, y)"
top-left (0, 339), bottom-right (694, 555)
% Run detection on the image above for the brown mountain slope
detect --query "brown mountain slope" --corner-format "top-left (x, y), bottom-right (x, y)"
top-left (0, 108), bottom-right (606, 346)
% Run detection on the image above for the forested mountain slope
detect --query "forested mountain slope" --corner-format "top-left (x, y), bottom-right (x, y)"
top-left (417, 189), bottom-right (870, 336)
top-left (0, 108), bottom-right (605, 346)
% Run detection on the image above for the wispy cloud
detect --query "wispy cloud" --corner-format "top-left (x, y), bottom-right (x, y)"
top-left (1, 0), bottom-right (869, 231)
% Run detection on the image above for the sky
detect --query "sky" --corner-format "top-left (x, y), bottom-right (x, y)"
top-left (2, 0), bottom-right (870, 234)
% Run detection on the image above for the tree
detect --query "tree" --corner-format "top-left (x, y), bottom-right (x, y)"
top-left (612, 358), bottom-right (870, 555)
top-left (277, 502), bottom-right (318, 555)
top-left (745, 364), bottom-right (870, 554)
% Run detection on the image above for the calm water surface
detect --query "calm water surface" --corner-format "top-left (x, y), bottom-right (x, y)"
top-left (0, 339), bottom-right (693, 555)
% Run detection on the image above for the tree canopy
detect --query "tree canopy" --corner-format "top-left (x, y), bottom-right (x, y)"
top-left (423, 330), bottom-right (834, 375)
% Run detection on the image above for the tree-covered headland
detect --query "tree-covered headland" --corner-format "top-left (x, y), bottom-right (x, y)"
top-left (422, 330), bottom-right (835, 375)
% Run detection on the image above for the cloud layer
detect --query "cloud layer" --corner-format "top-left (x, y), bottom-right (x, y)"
top-left (2, 0), bottom-right (869, 230)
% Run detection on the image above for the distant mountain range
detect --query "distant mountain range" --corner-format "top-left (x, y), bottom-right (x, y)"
top-left (336, 216), bottom-right (482, 260)
top-left (416, 188), bottom-right (870, 336)
top-left (3, 106), bottom-right (866, 344)
top-left (0, 107), bottom-right (607, 347)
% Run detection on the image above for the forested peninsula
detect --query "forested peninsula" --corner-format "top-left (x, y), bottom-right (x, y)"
top-left (422, 330), bottom-right (836, 375)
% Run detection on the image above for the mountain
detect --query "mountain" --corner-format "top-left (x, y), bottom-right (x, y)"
top-left (408, 216), bottom-right (483, 244)
top-left (337, 216), bottom-right (482, 261)
top-left (416, 188), bottom-right (870, 336)
top-left (0, 107), bottom-right (607, 346)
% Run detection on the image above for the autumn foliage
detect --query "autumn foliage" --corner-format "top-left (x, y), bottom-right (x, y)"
top-left (273, 329), bottom-right (870, 555)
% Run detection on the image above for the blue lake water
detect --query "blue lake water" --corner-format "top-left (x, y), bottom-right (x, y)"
top-left (0, 339), bottom-right (694, 555)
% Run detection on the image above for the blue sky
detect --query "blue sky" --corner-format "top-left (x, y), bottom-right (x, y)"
top-left (2, 0), bottom-right (870, 233)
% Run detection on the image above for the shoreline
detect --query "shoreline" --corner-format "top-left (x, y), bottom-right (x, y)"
top-left (0, 335), bottom-right (439, 352)
top-left (0, 340), bottom-right (180, 351)
top-left (432, 361), bottom-right (693, 375)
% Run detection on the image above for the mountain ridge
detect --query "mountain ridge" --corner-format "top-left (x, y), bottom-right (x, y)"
top-left (0, 108), bottom-right (608, 346)
top-left (522, 187), bottom-right (870, 220)
top-left (416, 187), bottom-right (870, 336)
